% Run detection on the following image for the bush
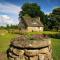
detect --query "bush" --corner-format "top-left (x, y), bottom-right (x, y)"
top-left (48, 33), bottom-right (60, 39)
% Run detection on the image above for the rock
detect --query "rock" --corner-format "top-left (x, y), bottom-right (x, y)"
top-left (10, 47), bottom-right (14, 52)
top-left (8, 52), bottom-right (17, 58)
top-left (47, 53), bottom-right (52, 60)
top-left (12, 48), bottom-right (19, 56)
top-left (38, 54), bottom-right (45, 60)
top-left (24, 50), bottom-right (39, 56)
top-left (29, 56), bottom-right (38, 60)
top-left (19, 55), bottom-right (25, 60)
top-left (8, 57), bottom-right (14, 60)
top-left (39, 48), bottom-right (49, 54)
top-left (19, 50), bottom-right (24, 55)
top-left (14, 57), bottom-right (21, 60)
top-left (25, 56), bottom-right (28, 60)
top-left (7, 35), bottom-right (53, 60)
top-left (11, 35), bottom-right (51, 48)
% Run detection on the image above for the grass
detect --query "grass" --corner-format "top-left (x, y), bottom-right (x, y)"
top-left (26, 31), bottom-right (59, 35)
top-left (52, 38), bottom-right (60, 60)
top-left (0, 33), bottom-right (17, 52)
top-left (0, 30), bottom-right (60, 60)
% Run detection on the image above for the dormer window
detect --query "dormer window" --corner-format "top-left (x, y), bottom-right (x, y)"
top-left (33, 22), bottom-right (37, 24)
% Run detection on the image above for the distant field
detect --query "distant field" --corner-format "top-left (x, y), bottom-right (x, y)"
top-left (0, 30), bottom-right (60, 60)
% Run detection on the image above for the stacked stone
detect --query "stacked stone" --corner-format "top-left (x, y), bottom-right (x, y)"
top-left (7, 35), bottom-right (53, 60)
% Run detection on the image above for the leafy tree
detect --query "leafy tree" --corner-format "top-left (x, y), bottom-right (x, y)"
top-left (48, 7), bottom-right (60, 31)
top-left (44, 15), bottom-right (49, 30)
top-left (19, 3), bottom-right (45, 18)
top-left (10, 25), bottom-right (18, 29)
top-left (52, 8), bottom-right (60, 15)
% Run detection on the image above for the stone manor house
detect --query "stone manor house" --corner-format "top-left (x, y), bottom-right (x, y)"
top-left (19, 15), bottom-right (44, 32)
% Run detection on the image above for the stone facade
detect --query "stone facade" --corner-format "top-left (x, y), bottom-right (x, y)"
top-left (19, 15), bottom-right (44, 32)
top-left (7, 35), bottom-right (53, 60)
top-left (27, 27), bottom-right (43, 32)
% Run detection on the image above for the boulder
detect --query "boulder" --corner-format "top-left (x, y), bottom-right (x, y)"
top-left (7, 35), bottom-right (53, 60)
top-left (11, 36), bottom-right (51, 48)
top-left (29, 56), bottom-right (38, 60)
top-left (24, 50), bottom-right (39, 56)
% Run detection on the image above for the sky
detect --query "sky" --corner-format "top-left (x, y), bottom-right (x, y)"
top-left (0, 0), bottom-right (60, 26)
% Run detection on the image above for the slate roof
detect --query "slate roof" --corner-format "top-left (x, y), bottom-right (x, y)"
top-left (22, 16), bottom-right (44, 27)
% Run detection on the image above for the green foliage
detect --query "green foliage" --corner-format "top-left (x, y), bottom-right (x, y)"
top-left (19, 3), bottom-right (44, 18)
top-left (0, 25), bottom-right (18, 30)
top-left (6, 24), bottom-right (18, 29)
top-left (52, 8), bottom-right (60, 15)
top-left (44, 7), bottom-right (60, 31)
top-left (48, 8), bottom-right (60, 31)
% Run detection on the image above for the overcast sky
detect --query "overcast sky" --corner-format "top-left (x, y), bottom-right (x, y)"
top-left (0, 0), bottom-right (60, 26)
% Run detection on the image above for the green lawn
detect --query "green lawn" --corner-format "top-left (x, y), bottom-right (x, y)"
top-left (0, 33), bottom-right (17, 52)
top-left (52, 38), bottom-right (60, 60)
top-left (0, 31), bottom-right (60, 60)
top-left (26, 31), bottom-right (59, 35)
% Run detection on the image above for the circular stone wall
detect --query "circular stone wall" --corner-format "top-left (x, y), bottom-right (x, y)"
top-left (7, 35), bottom-right (53, 60)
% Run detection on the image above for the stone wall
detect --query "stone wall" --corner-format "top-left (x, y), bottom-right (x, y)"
top-left (7, 36), bottom-right (53, 60)
top-left (27, 27), bottom-right (44, 32)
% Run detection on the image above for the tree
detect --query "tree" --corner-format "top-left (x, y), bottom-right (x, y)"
top-left (19, 3), bottom-right (44, 18)
top-left (52, 8), bottom-right (60, 15)
top-left (48, 7), bottom-right (60, 31)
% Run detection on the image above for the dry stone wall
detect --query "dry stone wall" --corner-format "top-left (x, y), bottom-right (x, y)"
top-left (7, 35), bottom-right (53, 60)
